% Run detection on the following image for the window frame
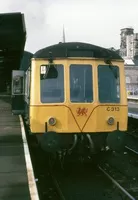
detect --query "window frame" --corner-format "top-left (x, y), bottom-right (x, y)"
top-left (69, 64), bottom-right (93, 103)
top-left (40, 64), bottom-right (65, 104)
top-left (97, 64), bottom-right (120, 103)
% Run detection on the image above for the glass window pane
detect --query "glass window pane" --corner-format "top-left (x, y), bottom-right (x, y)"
top-left (70, 64), bottom-right (93, 103)
top-left (98, 65), bottom-right (120, 103)
top-left (40, 64), bottom-right (64, 103)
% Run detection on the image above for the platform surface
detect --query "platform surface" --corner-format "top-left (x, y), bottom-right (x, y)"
top-left (0, 96), bottom-right (31, 200)
top-left (128, 102), bottom-right (138, 115)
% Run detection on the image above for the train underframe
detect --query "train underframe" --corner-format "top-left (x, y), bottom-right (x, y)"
top-left (35, 131), bottom-right (110, 163)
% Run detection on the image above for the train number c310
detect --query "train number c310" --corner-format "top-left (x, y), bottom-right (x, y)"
top-left (106, 107), bottom-right (120, 111)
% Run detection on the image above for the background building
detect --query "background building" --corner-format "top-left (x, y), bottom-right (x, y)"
top-left (120, 27), bottom-right (138, 59)
top-left (120, 27), bottom-right (138, 94)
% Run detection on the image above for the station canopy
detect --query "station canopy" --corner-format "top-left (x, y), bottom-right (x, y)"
top-left (0, 12), bottom-right (26, 91)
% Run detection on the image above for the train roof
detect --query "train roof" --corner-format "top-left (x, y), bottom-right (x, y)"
top-left (20, 51), bottom-right (33, 71)
top-left (33, 42), bottom-right (123, 60)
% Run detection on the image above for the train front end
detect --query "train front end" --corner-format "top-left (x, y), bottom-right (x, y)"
top-left (29, 44), bottom-right (128, 157)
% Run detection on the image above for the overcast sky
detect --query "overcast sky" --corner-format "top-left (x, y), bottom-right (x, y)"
top-left (0, 0), bottom-right (138, 53)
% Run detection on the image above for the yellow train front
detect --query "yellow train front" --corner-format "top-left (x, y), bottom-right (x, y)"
top-left (13, 42), bottom-right (128, 158)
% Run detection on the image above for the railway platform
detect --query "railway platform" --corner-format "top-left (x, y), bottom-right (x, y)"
top-left (0, 95), bottom-right (39, 200)
top-left (128, 102), bottom-right (138, 119)
top-left (128, 102), bottom-right (138, 113)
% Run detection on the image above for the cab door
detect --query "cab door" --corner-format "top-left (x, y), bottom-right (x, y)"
top-left (11, 70), bottom-right (25, 115)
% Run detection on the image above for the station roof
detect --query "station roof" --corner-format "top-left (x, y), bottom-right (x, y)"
top-left (124, 57), bottom-right (138, 67)
top-left (0, 12), bottom-right (26, 81)
top-left (124, 59), bottom-right (135, 65)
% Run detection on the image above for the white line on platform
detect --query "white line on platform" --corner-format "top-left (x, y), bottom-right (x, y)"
top-left (128, 101), bottom-right (138, 104)
top-left (128, 112), bottom-right (138, 119)
top-left (19, 115), bottom-right (39, 200)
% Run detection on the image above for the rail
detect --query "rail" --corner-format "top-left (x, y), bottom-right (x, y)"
top-left (49, 157), bottom-right (66, 200)
top-left (125, 146), bottom-right (138, 155)
top-left (98, 165), bottom-right (137, 200)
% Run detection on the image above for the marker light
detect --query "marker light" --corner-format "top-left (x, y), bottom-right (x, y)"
top-left (107, 117), bottom-right (114, 125)
top-left (48, 117), bottom-right (56, 126)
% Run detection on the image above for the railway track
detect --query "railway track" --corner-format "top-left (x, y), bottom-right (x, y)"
top-left (48, 162), bottom-right (121, 200)
top-left (127, 131), bottom-right (138, 139)
top-left (30, 145), bottom-right (129, 200)
top-left (125, 129), bottom-right (138, 159)
top-left (125, 146), bottom-right (138, 156)
top-left (26, 132), bottom-right (138, 200)
top-left (49, 159), bottom-right (138, 200)
top-left (27, 143), bottom-right (138, 200)
top-left (48, 156), bottom-right (66, 200)
top-left (99, 163), bottom-right (138, 200)
top-left (24, 119), bottom-right (138, 200)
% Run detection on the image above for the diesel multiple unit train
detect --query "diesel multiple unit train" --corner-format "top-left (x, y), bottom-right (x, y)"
top-left (11, 42), bottom-right (128, 160)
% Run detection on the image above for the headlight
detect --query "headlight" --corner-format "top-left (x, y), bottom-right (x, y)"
top-left (48, 117), bottom-right (56, 126)
top-left (107, 117), bottom-right (114, 125)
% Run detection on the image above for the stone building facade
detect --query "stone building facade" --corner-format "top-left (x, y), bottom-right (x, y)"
top-left (125, 66), bottom-right (138, 93)
top-left (119, 27), bottom-right (138, 93)
top-left (120, 27), bottom-right (138, 59)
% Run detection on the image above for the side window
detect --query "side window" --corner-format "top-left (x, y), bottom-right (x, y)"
top-left (27, 70), bottom-right (30, 97)
top-left (98, 65), bottom-right (120, 103)
top-left (25, 70), bottom-right (30, 96)
top-left (25, 72), bottom-right (28, 96)
top-left (40, 64), bottom-right (64, 103)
